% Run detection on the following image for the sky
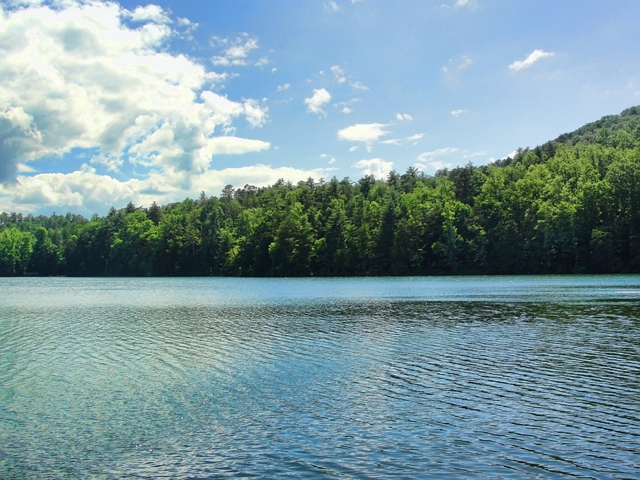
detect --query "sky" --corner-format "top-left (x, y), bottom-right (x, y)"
top-left (1, 0), bottom-right (639, 216)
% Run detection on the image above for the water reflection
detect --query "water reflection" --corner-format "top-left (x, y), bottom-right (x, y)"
top-left (0, 277), bottom-right (639, 477)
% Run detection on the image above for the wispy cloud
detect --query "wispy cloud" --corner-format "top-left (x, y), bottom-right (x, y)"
top-left (350, 81), bottom-right (370, 91)
top-left (451, 109), bottom-right (467, 117)
top-left (443, 55), bottom-right (473, 73)
top-left (320, 153), bottom-right (336, 164)
top-left (331, 65), bottom-right (347, 84)
top-left (509, 49), bottom-right (555, 71)
top-left (211, 34), bottom-right (260, 66)
top-left (417, 147), bottom-right (459, 163)
top-left (463, 150), bottom-right (487, 158)
top-left (396, 113), bottom-right (413, 121)
top-left (277, 83), bottom-right (291, 91)
top-left (335, 98), bottom-right (361, 114)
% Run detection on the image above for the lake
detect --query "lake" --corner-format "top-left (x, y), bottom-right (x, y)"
top-left (1, 276), bottom-right (639, 478)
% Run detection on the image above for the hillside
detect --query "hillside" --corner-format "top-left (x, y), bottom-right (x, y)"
top-left (2, 106), bottom-right (640, 276)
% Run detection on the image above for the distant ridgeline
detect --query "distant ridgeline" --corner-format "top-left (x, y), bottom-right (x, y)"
top-left (2, 106), bottom-right (640, 277)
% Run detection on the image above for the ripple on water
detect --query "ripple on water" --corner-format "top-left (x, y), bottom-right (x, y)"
top-left (0, 277), bottom-right (639, 478)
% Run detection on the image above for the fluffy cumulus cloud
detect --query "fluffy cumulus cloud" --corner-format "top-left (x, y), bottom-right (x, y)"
top-left (354, 158), bottom-right (393, 179)
top-left (509, 49), bottom-right (555, 71)
top-left (0, 0), bottom-right (274, 212)
top-left (304, 88), bottom-right (332, 115)
top-left (0, 163), bottom-right (334, 215)
top-left (338, 123), bottom-right (389, 143)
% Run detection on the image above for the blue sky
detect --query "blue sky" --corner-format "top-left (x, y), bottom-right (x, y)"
top-left (1, 0), bottom-right (639, 215)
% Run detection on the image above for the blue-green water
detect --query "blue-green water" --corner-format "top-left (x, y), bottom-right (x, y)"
top-left (1, 276), bottom-right (639, 478)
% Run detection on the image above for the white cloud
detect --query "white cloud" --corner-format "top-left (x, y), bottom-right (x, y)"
top-left (326, 1), bottom-right (339, 11)
top-left (417, 147), bottom-right (459, 162)
top-left (16, 163), bottom-right (36, 173)
top-left (130, 5), bottom-right (171, 24)
top-left (254, 56), bottom-right (269, 67)
top-left (0, 1), bottom-right (269, 189)
top-left (407, 133), bottom-right (424, 142)
top-left (177, 17), bottom-right (197, 29)
top-left (457, 55), bottom-right (473, 69)
top-left (320, 153), bottom-right (336, 164)
top-left (451, 109), bottom-right (468, 117)
top-left (463, 150), bottom-right (487, 158)
top-left (349, 146), bottom-right (359, 152)
top-left (350, 81), bottom-right (369, 90)
top-left (338, 123), bottom-right (389, 143)
top-left (416, 147), bottom-right (459, 172)
top-left (211, 34), bottom-right (259, 66)
top-left (454, 0), bottom-right (470, 7)
top-left (354, 158), bottom-right (393, 179)
top-left (415, 160), bottom-right (453, 172)
top-left (442, 55), bottom-right (474, 82)
top-left (277, 83), bottom-right (291, 91)
top-left (331, 65), bottom-right (346, 84)
top-left (396, 113), bottom-right (413, 121)
top-left (90, 154), bottom-right (124, 173)
top-left (243, 99), bottom-right (269, 128)
top-left (509, 50), bottom-right (555, 71)
top-left (335, 98), bottom-right (360, 114)
top-left (304, 88), bottom-right (332, 115)
top-left (0, 163), bottom-right (333, 214)
top-left (379, 139), bottom-right (401, 145)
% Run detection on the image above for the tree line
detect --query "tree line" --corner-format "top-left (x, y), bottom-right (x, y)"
top-left (2, 106), bottom-right (640, 277)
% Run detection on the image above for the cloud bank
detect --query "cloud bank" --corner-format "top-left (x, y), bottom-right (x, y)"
top-left (0, 0), bottom-right (274, 212)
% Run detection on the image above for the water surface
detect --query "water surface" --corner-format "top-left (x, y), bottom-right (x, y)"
top-left (1, 276), bottom-right (639, 478)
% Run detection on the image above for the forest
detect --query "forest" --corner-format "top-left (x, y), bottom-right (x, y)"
top-left (1, 106), bottom-right (640, 277)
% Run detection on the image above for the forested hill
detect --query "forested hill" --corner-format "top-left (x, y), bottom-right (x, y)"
top-left (2, 106), bottom-right (640, 277)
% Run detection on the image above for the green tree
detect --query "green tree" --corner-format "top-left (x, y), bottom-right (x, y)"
top-left (0, 228), bottom-right (36, 276)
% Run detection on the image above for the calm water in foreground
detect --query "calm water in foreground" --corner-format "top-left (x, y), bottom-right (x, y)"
top-left (1, 276), bottom-right (639, 478)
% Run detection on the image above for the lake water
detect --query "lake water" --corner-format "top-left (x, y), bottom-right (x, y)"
top-left (1, 276), bottom-right (639, 478)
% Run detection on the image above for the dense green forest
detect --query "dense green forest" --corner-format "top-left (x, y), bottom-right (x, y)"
top-left (2, 106), bottom-right (640, 277)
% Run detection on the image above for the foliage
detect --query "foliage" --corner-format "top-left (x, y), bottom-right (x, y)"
top-left (2, 106), bottom-right (640, 276)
